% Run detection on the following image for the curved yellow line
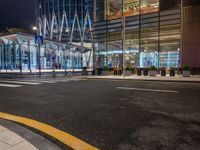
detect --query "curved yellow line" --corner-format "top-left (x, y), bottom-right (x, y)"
top-left (0, 112), bottom-right (100, 150)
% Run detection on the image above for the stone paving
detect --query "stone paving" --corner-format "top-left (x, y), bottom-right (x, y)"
top-left (0, 126), bottom-right (38, 150)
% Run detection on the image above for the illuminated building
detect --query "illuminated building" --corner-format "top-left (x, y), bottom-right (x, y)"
top-left (93, 0), bottom-right (200, 69)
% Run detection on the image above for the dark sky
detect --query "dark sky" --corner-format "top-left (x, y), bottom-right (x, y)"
top-left (0, 0), bottom-right (35, 31)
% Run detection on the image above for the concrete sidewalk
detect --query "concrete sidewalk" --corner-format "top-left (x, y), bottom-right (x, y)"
top-left (0, 126), bottom-right (38, 150)
top-left (83, 75), bottom-right (200, 82)
top-left (0, 119), bottom-right (62, 150)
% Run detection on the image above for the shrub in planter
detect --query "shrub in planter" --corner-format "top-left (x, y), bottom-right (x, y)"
top-left (170, 67), bottom-right (175, 76)
top-left (102, 66), bottom-right (109, 75)
top-left (183, 64), bottom-right (191, 77)
top-left (160, 68), bottom-right (166, 76)
top-left (137, 68), bottom-right (142, 76)
top-left (82, 66), bottom-right (88, 75)
top-left (149, 66), bottom-right (157, 77)
top-left (125, 65), bottom-right (132, 76)
top-left (143, 68), bottom-right (148, 76)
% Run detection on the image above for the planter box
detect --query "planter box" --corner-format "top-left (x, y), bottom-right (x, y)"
top-left (102, 71), bottom-right (109, 75)
top-left (82, 70), bottom-right (88, 76)
top-left (161, 69), bottom-right (166, 76)
top-left (170, 70), bottom-right (175, 76)
top-left (183, 70), bottom-right (191, 77)
top-left (137, 69), bottom-right (142, 76)
top-left (143, 69), bottom-right (148, 76)
top-left (125, 70), bottom-right (132, 76)
top-left (149, 70), bottom-right (157, 77)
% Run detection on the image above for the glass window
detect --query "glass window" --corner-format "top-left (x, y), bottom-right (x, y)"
top-left (106, 0), bottom-right (140, 20)
top-left (95, 0), bottom-right (106, 21)
top-left (106, 0), bottom-right (122, 20)
top-left (140, 0), bottom-right (159, 14)
top-left (159, 24), bottom-right (181, 68)
top-left (124, 0), bottom-right (139, 17)
top-left (125, 29), bottom-right (140, 68)
top-left (160, 0), bottom-right (181, 11)
top-left (107, 41), bottom-right (123, 68)
top-left (140, 27), bottom-right (159, 68)
top-left (95, 42), bottom-right (107, 68)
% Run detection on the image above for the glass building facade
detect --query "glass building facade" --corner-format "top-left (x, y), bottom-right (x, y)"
top-left (36, 0), bottom-right (94, 68)
top-left (36, 0), bottom-right (93, 43)
top-left (93, 0), bottom-right (181, 69)
top-left (0, 33), bottom-right (84, 73)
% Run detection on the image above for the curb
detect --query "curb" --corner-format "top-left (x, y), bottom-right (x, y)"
top-left (82, 76), bottom-right (200, 83)
top-left (0, 119), bottom-right (62, 150)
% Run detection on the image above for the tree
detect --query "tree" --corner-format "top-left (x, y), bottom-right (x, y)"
top-left (6, 27), bottom-right (26, 33)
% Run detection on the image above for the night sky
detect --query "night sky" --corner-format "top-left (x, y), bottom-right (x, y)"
top-left (0, 0), bottom-right (35, 31)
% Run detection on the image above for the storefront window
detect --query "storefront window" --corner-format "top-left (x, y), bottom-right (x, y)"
top-left (125, 29), bottom-right (139, 68)
top-left (159, 24), bottom-right (181, 68)
top-left (95, 42), bottom-right (107, 68)
top-left (140, 27), bottom-right (159, 68)
top-left (107, 41), bottom-right (123, 68)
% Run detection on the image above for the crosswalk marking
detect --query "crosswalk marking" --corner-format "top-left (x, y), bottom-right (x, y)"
top-left (0, 83), bottom-right (23, 88)
top-left (0, 81), bottom-right (42, 85)
top-left (52, 79), bottom-right (84, 82)
top-left (22, 80), bottom-right (56, 84)
top-left (0, 78), bottom-right (85, 88)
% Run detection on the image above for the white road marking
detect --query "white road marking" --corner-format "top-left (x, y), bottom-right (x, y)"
top-left (22, 80), bottom-right (56, 84)
top-left (70, 79), bottom-right (85, 81)
top-left (116, 87), bottom-right (179, 93)
top-left (52, 80), bottom-right (71, 83)
top-left (0, 83), bottom-right (23, 88)
top-left (0, 81), bottom-right (42, 85)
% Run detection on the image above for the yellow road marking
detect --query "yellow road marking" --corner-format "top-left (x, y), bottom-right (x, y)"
top-left (0, 112), bottom-right (100, 150)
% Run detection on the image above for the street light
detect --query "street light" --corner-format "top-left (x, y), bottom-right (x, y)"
top-left (32, 26), bottom-right (38, 31)
top-left (32, 26), bottom-right (41, 77)
top-left (122, 1), bottom-right (126, 78)
top-left (32, 26), bottom-right (38, 35)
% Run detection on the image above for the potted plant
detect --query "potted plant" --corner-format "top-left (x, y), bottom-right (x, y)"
top-left (143, 68), bottom-right (148, 76)
top-left (125, 65), bottom-right (132, 76)
top-left (170, 67), bottom-right (175, 76)
top-left (148, 65), bottom-right (157, 77)
top-left (102, 66), bottom-right (109, 75)
top-left (182, 64), bottom-right (191, 77)
top-left (137, 68), bottom-right (142, 76)
top-left (82, 66), bottom-right (88, 75)
top-left (160, 67), bottom-right (166, 76)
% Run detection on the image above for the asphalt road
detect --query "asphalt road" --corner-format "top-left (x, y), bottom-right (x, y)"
top-left (0, 78), bottom-right (200, 150)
